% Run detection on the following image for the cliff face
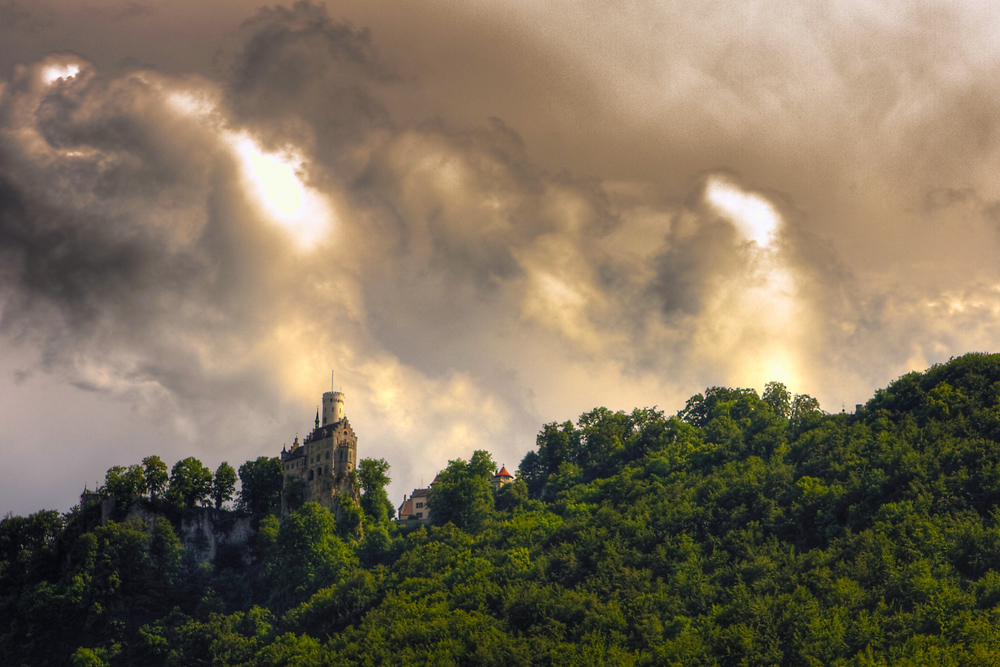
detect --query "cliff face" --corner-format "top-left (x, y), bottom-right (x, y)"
top-left (120, 504), bottom-right (256, 563)
top-left (178, 510), bottom-right (255, 563)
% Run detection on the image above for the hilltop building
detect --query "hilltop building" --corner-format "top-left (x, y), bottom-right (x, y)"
top-left (396, 466), bottom-right (517, 525)
top-left (492, 465), bottom-right (514, 491)
top-left (397, 488), bottom-right (431, 525)
top-left (281, 380), bottom-right (358, 514)
top-left (397, 474), bottom-right (438, 526)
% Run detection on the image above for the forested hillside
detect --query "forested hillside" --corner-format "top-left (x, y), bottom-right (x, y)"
top-left (7, 353), bottom-right (1000, 665)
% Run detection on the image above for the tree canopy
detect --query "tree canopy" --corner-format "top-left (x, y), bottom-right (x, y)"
top-left (10, 353), bottom-right (1000, 665)
top-left (166, 457), bottom-right (213, 510)
top-left (212, 462), bottom-right (238, 510)
top-left (237, 457), bottom-right (283, 517)
top-left (357, 458), bottom-right (393, 523)
top-left (427, 450), bottom-right (496, 532)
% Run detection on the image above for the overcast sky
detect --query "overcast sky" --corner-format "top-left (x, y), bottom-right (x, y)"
top-left (3, 0), bottom-right (1000, 518)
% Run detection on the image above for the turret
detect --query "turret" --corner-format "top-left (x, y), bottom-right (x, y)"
top-left (492, 465), bottom-right (514, 491)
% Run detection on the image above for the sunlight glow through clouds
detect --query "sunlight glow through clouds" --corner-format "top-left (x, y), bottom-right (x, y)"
top-left (41, 63), bottom-right (80, 85)
top-left (233, 135), bottom-right (304, 217)
top-left (230, 133), bottom-right (333, 249)
top-left (696, 178), bottom-right (807, 393)
top-left (705, 177), bottom-right (781, 247)
top-left (165, 89), bottom-right (218, 119)
top-left (163, 85), bottom-right (333, 249)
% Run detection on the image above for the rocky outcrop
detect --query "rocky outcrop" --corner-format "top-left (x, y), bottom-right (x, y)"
top-left (120, 504), bottom-right (256, 564)
top-left (177, 509), bottom-right (254, 563)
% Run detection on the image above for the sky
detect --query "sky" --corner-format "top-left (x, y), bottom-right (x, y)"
top-left (3, 0), bottom-right (1000, 518)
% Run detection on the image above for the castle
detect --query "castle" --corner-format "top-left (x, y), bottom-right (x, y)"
top-left (280, 380), bottom-right (358, 514)
top-left (280, 377), bottom-right (518, 521)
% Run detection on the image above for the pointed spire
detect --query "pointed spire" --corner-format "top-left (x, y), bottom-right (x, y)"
top-left (315, 408), bottom-right (320, 427)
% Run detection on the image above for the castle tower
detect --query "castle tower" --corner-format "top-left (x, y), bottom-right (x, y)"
top-left (322, 371), bottom-right (345, 426)
top-left (322, 390), bottom-right (345, 426)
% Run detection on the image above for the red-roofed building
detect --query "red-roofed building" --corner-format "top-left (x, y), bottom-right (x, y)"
top-left (492, 465), bottom-right (514, 491)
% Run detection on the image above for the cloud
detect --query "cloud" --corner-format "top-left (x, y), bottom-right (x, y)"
top-left (83, 2), bottom-right (156, 21)
top-left (0, 0), bottom-right (51, 35)
top-left (6, 0), bottom-right (1000, 515)
top-left (223, 1), bottom-right (393, 178)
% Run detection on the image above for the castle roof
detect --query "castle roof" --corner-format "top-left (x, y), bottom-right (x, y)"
top-left (495, 466), bottom-right (513, 478)
top-left (304, 417), bottom-right (354, 444)
top-left (283, 447), bottom-right (305, 461)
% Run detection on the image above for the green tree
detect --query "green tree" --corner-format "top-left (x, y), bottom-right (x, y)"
top-left (518, 449), bottom-right (547, 498)
top-left (238, 456), bottom-right (284, 517)
top-left (357, 458), bottom-right (393, 523)
top-left (790, 393), bottom-right (823, 437)
top-left (0, 509), bottom-right (62, 561)
top-left (336, 494), bottom-right (365, 541)
top-left (102, 464), bottom-right (145, 500)
top-left (427, 450), bottom-right (496, 532)
top-left (282, 478), bottom-right (306, 513)
top-left (148, 517), bottom-right (182, 584)
top-left (212, 462), bottom-right (237, 510)
top-left (70, 646), bottom-right (116, 667)
top-left (535, 420), bottom-right (582, 474)
top-left (763, 381), bottom-right (792, 418)
top-left (576, 407), bottom-right (630, 476)
top-left (166, 457), bottom-right (213, 509)
top-left (267, 502), bottom-right (358, 610)
top-left (495, 478), bottom-right (535, 513)
top-left (142, 456), bottom-right (169, 501)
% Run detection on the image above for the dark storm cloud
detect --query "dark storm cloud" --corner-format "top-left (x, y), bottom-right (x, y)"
top-left (0, 0), bottom-right (50, 34)
top-left (0, 55), bottom-right (305, 441)
top-left (224, 1), bottom-right (393, 177)
top-left (0, 0), bottom-right (30, 29)
top-left (0, 175), bottom-right (172, 336)
top-left (652, 201), bottom-right (740, 317)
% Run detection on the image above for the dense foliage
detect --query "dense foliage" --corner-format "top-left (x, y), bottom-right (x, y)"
top-left (8, 353), bottom-right (1000, 665)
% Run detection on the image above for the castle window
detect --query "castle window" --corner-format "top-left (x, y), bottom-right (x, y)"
top-left (326, 451), bottom-right (330, 459)
top-left (416, 512), bottom-right (423, 519)
top-left (416, 502), bottom-right (423, 508)
top-left (308, 469), bottom-right (314, 481)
